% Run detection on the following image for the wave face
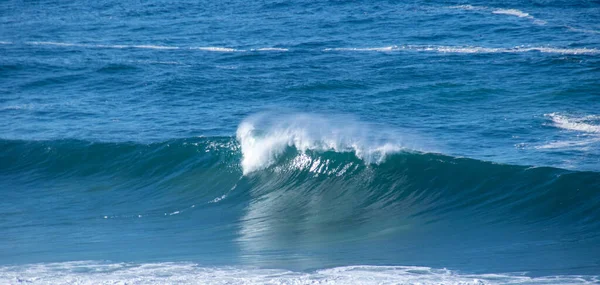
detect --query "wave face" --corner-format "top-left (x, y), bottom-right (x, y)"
top-left (2, 133), bottom-right (600, 277)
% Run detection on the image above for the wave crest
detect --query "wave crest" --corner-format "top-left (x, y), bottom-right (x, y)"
top-left (236, 113), bottom-right (410, 174)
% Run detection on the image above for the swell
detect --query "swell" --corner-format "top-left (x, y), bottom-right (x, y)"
top-left (1, 137), bottom-right (599, 230)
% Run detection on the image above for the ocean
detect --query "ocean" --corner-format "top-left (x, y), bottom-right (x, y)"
top-left (1, 0), bottom-right (600, 284)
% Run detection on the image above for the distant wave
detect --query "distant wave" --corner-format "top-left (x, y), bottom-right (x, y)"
top-left (448, 5), bottom-right (546, 25)
top-left (10, 41), bottom-right (597, 55)
top-left (567, 26), bottom-right (600, 34)
top-left (323, 46), bottom-right (397, 52)
top-left (1, 262), bottom-right (597, 285)
top-left (189, 46), bottom-right (239, 52)
top-left (324, 45), bottom-right (600, 55)
top-left (23, 41), bottom-right (288, 53)
top-left (252, 47), bottom-right (289, 51)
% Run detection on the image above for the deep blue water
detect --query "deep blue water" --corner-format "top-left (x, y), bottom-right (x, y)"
top-left (1, 0), bottom-right (600, 284)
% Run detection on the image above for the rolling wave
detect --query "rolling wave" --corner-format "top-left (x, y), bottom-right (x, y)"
top-left (2, 135), bottom-right (599, 227)
top-left (2, 127), bottom-right (600, 277)
top-left (2, 114), bottom-right (600, 275)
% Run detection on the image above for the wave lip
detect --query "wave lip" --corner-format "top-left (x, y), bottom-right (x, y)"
top-left (236, 113), bottom-right (409, 174)
top-left (1, 262), bottom-right (598, 285)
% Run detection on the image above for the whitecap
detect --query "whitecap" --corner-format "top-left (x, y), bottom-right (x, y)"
top-left (324, 46), bottom-right (397, 52)
top-left (253, 47), bottom-right (289, 51)
top-left (546, 113), bottom-right (600, 133)
top-left (190, 46), bottom-right (240, 52)
top-left (492, 8), bottom-right (531, 18)
top-left (447, 5), bottom-right (484, 11)
top-left (131, 44), bottom-right (179, 50)
top-left (235, 112), bottom-right (413, 174)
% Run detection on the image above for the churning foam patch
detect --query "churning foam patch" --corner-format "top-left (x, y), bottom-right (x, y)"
top-left (546, 113), bottom-right (600, 133)
top-left (492, 9), bottom-right (531, 18)
top-left (537, 113), bottom-right (600, 150)
top-left (0, 262), bottom-right (597, 285)
top-left (235, 113), bottom-right (413, 174)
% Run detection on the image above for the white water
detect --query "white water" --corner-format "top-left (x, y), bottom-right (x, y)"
top-left (547, 113), bottom-right (600, 133)
top-left (235, 113), bottom-right (414, 174)
top-left (1, 261), bottom-right (597, 285)
top-left (537, 113), bottom-right (600, 151)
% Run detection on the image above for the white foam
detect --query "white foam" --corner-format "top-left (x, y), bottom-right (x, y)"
top-left (325, 45), bottom-right (600, 55)
top-left (523, 47), bottom-right (599, 54)
top-left (448, 5), bottom-right (484, 11)
top-left (324, 46), bottom-right (397, 52)
top-left (27, 41), bottom-right (83, 47)
top-left (21, 41), bottom-right (600, 55)
top-left (567, 26), bottom-right (600, 34)
top-left (536, 113), bottom-right (600, 150)
top-left (424, 46), bottom-right (503, 53)
top-left (236, 113), bottom-right (410, 174)
top-left (546, 113), bottom-right (600, 133)
top-left (190, 46), bottom-right (240, 52)
top-left (253, 47), bottom-right (289, 51)
top-left (448, 5), bottom-right (545, 25)
top-left (25, 41), bottom-right (241, 52)
top-left (131, 45), bottom-right (179, 50)
top-left (492, 8), bottom-right (531, 18)
top-left (535, 139), bottom-right (598, 150)
top-left (0, 262), bottom-right (597, 285)
top-left (0, 41), bottom-right (12, 45)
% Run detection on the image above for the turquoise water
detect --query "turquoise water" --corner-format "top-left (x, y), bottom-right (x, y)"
top-left (1, 0), bottom-right (600, 284)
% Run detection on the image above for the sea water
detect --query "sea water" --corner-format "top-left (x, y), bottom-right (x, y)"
top-left (1, 0), bottom-right (599, 284)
